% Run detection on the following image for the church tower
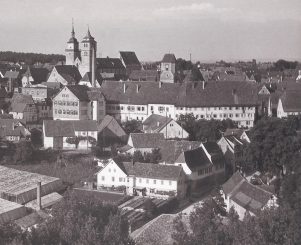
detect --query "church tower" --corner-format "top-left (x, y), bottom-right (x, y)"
top-left (79, 28), bottom-right (97, 77)
top-left (65, 21), bottom-right (80, 65)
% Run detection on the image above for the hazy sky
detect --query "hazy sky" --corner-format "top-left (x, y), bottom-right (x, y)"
top-left (1, 0), bottom-right (301, 62)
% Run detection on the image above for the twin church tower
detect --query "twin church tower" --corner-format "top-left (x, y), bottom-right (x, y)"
top-left (65, 23), bottom-right (97, 78)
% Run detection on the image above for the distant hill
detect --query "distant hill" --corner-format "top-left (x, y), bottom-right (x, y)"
top-left (0, 51), bottom-right (65, 65)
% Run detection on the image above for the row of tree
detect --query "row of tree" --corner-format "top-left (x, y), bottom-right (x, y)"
top-left (0, 51), bottom-right (64, 65)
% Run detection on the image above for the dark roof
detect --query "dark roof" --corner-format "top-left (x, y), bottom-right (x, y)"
top-left (0, 119), bottom-right (27, 138)
top-left (67, 85), bottom-right (90, 101)
top-left (280, 90), bottom-right (301, 112)
top-left (97, 57), bottom-right (125, 70)
top-left (41, 82), bottom-right (61, 89)
top-left (183, 147), bottom-right (212, 169)
top-left (120, 51), bottom-right (141, 68)
top-left (98, 115), bottom-right (127, 137)
top-left (54, 65), bottom-right (82, 84)
top-left (82, 29), bottom-right (95, 42)
top-left (162, 54), bottom-right (176, 63)
top-left (129, 70), bottom-right (159, 81)
top-left (129, 133), bottom-right (164, 148)
top-left (159, 140), bottom-right (201, 163)
top-left (23, 67), bottom-right (49, 84)
top-left (118, 161), bottom-right (182, 180)
top-left (142, 114), bottom-right (173, 133)
top-left (80, 72), bottom-right (102, 84)
top-left (224, 128), bottom-right (245, 138)
top-left (202, 141), bottom-right (222, 155)
top-left (100, 81), bottom-right (258, 107)
top-left (222, 171), bottom-right (245, 195)
top-left (43, 120), bottom-right (98, 137)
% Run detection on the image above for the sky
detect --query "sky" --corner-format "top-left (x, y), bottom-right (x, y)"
top-left (0, 0), bottom-right (301, 62)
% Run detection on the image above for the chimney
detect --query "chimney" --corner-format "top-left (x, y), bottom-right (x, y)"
top-left (159, 81), bottom-right (162, 88)
top-left (123, 83), bottom-right (126, 93)
top-left (157, 121), bottom-right (160, 127)
top-left (37, 181), bottom-right (42, 210)
top-left (92, 44), bottom-right (96, 87)
top-left (202, 81), bottom-right (205, 90)
top-left (232, 89), bottom-right (236, 95)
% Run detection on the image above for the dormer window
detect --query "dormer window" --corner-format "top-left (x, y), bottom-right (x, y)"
top-left (165, 64), bottom-right (169, 71)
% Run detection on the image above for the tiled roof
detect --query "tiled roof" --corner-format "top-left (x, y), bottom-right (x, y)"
top-left (4, 70), bottom-right (19, 79)
top-left (159, 140), bottom-right (201, 163)
top-left (97, 57), bottom-right (125, 70)
top-left (280, 90), bottom-right (301, 112)
top-left (129, 70), bottom-right (159, 81)
top-left (222, 171), bottom-right (245, 195)
top-left (202, 141), bottom-right (222, 155)
top-left (142, 114), bottom-right (173, 133)
top-left (100, 81), bottom-right (258, 107)
top-left (120, 51), bottom-right (141, 68)
top-left (43, 120), bottom-right (98, 137)
top-left (162, 54), bottom-right (176, 63)
top-left (23, 67), bottom-right (49, 84)
top-left (67, 85), bottom-right (90, 101)
top-left (129, 133), bottom-right (164, 148)
top-left (80, 72), bottom-right (102, 85)
top-left (224, 128), bottom-right (245, 138)
top-left (118, 161), bottom-right (182, 180)
top-left (230, 180), bottom-right (274, 214)
top-left (11, 94), bottom-right (35, 113)
top-left (183, 147), bottom-right (212, 169)
top-left (98, 115), bottom-right (127, 137)
top-left (54, 65), bottom-right (82, 84)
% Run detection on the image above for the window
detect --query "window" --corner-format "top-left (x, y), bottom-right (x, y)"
top-left (158, 106), bottom-right (165, 112)
top-left (108, 168), bottom-right (111, 172)
top-left (169, 181), bottom-right (172, 185)
top-left (119, 177), bottom-right (123, 182)
top-left (139, 178), bottom-right (142, 183)
top-left (101, 176), bottom-right (105, 181)
top-left (161, 180), bottom-right (164, 185)
top-left (151, 106), bottom-right (154, 111)
top-left (137, 106), bottom-right (141, 111)
top-left (55, 109), bottom-right (58, 114)
top-left (112, 177), bottom-right (115, 182)
top-left (146, 179), bottom-right (149, 184)
top-left (153, 180), bottom-right (156, 184)
top-left (113, 168), bottom-right (116, 172)
top-left (54, 101), bottom-right (57, 105)
top-left (142, 107), bottom-right (145, 111)
top-left (63, 110), bottom-right (66, 114)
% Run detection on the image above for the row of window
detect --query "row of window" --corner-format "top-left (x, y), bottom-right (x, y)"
top-left (197, 166), bottom-right (213, 176)
top-left (54, 101), bottom-right (78, 106)
top-left (54, 109), bottom-right (78, 115)
top-left (176, 106), bottom-right (253, 111)
top-left (107, 105), bottom-right (146, 112)
top-left (101, 175), bottom-right (174, 186)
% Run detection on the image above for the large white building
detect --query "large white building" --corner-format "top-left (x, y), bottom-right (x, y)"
top-left (100, 81), bottom-right (258, 128)
top-left (97, 158), bottom-right (187, 198)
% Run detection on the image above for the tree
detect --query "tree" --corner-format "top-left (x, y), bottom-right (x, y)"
top-left (122, 120), bottom-right (142, 134)
top-left (144, 148), bottom-right (161, 164)
top-left (240, 117), bottom-right (301, 175)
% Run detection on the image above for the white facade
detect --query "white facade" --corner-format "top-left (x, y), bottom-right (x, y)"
top-left (97, 159), bottom-right (187, 198)
top-left (277, 99), bottom-right (301, 118)
top-left (106, 102), bottom-right (256, 128)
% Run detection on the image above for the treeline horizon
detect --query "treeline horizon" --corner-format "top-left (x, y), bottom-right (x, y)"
top-left (0, 51), bottom-right (65, 65)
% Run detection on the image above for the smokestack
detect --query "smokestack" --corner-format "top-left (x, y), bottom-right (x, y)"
top-left (91, 43), bottom-right (96, 87)
top-left (37, 181), bottom-right (42, 210)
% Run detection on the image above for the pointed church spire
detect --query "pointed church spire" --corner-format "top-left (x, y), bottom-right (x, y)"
top-left (71, 18), bottom-right (75, 38)
top-left (87, 24), bottom-right (91, 37)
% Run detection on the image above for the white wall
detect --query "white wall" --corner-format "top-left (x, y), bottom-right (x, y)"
top-left (97, 159), bottom-right (128, 187)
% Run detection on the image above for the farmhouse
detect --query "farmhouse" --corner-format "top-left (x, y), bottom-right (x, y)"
top-left (222, 172), bottom-right (277, 220)
top-left (43, 120), bottom-right (98, 149)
